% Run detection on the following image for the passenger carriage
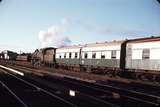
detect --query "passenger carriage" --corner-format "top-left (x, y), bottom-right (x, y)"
top-left (125, 37), bottom-right (160, 71)
top-left (121, 37), bottom-right (160, 81)
top-left (55, 45), bottom-right (82, 71)
top-left (81, 41), bottom-right (123, 67)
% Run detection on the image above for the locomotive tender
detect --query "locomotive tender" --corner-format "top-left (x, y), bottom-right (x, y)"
top-left (31, 47), bottom-right (56, 66)
top-left (32, 36), bottom-right (160, 81)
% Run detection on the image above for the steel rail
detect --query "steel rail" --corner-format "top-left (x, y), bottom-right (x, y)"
top-left (3, 64), bottom-right (160, 106)
top-left (61, 77), bottom-right (160, 106)
top-left (0, 80), bottom-right (28, 107)
top-left (0, 68), bottom-right (77, 107)
top-left (24, 74), bottom-right (119, 107)
top-left (1, 65), bottom-right (119, 107)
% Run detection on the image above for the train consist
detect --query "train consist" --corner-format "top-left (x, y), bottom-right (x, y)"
top-left (30, 36), bottom-right (160, 81)
top-left (0, 36), bottom-right (160, 81)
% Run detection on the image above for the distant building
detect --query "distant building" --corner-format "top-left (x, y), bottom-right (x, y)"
top-left (1, 50), bottom-right (17, 60)
top-left (16, 53), bottom-right (31, 61)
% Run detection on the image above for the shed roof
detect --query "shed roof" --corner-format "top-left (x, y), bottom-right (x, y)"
top-left (58, 40), bottom-right (124, 50)
top-left (127, 36), bottom-right (160, 44)
top-left (83, 40), bottom-right (124, 47)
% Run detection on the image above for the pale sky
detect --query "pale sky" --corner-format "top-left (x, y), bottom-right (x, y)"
top-left (0, 0), bottom-right (160, 53)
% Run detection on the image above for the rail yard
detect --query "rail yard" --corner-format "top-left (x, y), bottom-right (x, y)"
top-left (0, 59), bottom-right (160, 107)
top-left (1, 36), bottom-right (160, 106)
top-left (1, 0), bottom-right (160, 106)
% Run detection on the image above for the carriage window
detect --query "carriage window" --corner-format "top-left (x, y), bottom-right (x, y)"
top-left (127, 45), bottom-right (132, 58)
top-left (64, 53), bottom-right (66, 58)
top-left (92, 52), bottom-right (96, 59)
top-left (59, 55), bottom-right (61, 59)
top-left (111, 50), bottom-right (116, 59)
top-left (101, 52), bottom-right (105, 59)
top-left (69, 52), bottom-right (72, 58)
top-left (84, 53), bottom-right (88, 59)
top-left (142, 49), bottom-right (150, 59)
top-left (75, 52), bottom-right (78, 58)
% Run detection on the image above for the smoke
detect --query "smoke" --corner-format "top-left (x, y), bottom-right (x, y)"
top-left (70, 19), bottom-right (141, 37)
top-left (38, 18), bottom-right (157, 48)
top-left (38, 18), bottom-right (72, 48)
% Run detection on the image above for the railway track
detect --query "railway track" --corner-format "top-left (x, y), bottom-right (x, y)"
top-left (40, 75), bottom-right (160, 107)
top-left (1, 64), bottom-right (160, 107)
top-left (0, 67), bottom-right (117, 107)
top-left (0, 80), bottom-right (27, 107)
top-left (9, 69), bottom-right (160, 106)
top-left (0, 70), bottom-right (76, 107)
top-left (97, 80), bottom-right (160, 96)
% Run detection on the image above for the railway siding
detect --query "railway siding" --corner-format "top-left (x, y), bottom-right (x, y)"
top-left (0, 67), bottom-right (117, 107)
top-left (1, 64), bottom-right (160, 107)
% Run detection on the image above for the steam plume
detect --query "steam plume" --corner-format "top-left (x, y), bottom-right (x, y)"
top-left (38, 18), bottom-right (72, 48)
